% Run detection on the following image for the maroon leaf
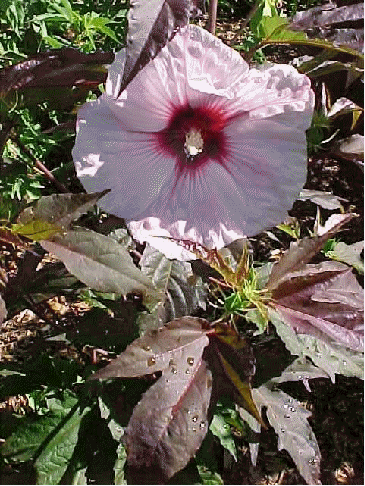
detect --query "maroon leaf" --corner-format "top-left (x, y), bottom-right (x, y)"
top-left (89, 316), bottom-right (211, 380)
top-left (289, 1), bottom-right (364, 52)
top-left (125, 358), bottom-right (212, 482)
top-left (271, 262), bottom-right (364, 352)
top-left (267, 213), bottom-right (355, 290)
top-left (291, 2), bottom-right (364, 30)
top-left (118, 0), bottom-right (195, 96)
top-left (0, 49), bottom-right (114, 95)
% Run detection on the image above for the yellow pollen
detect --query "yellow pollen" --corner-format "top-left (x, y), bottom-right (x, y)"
top-left (184, 128), bottom-right (204, 157)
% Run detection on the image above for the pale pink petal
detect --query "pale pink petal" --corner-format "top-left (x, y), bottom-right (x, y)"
top-left (230, 63), bottom-right (314, 123)
top-left (104, 25), bottom-right (249, 133)
top-left (72, 98), bottom-right (176, 218)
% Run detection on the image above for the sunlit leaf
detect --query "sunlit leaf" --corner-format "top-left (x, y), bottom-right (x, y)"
top-left (89, 316), bottom-right (211, 380)
top-left (267, 213), bottom-right (355, 290)
top-left (298, 189), bottom-right (347, 210)
top-left (41, 228), bottom-right (161, 309)
top-left (125, 358), bottom-right (212, 482)
top-left (12, 219), bottom-right (63, 241)
top-left (333, 134), bottom-right (364, 162)
top-left (253, 386), bottom-right (322, 485)
top-left (269, 309), bottom-right (364, 381)
top-left (114, 444), bottom-right (127, 485)
top-left (270, 356), bottom-right (330, 392)
top-left (324, 240), bottom-right (364, 274)
top-left (271, 261), bottom-right (364, 351)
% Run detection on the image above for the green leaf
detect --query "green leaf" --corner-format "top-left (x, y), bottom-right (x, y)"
top-left (11, 219), bottom-right (63, 241)
top-left (197, 464), bottom-right (224, 485)
top-left (324, 240), bottom-right (364, 274)
top-left (114, 444), bottom-right (127, 485)
top-left (35, 404), bottom-right (92, 485)
top-left (2, 391), bottom-right (78, 463)
top-left (210, 413), bottom-right (237, 460)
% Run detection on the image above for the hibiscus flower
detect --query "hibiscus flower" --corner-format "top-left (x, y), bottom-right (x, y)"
top-left (72, 24), bottom-right (314, 260)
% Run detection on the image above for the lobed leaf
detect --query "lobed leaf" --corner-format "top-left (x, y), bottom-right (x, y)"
top-left (89, 316), bottom-right (211, 380)
top-left (271, 262), bottom-right (364, 352)
top-left (269, 309), bottom-right (364, 381)
top-left (267, 213), bottom-right (355, 290)
top-left (41, 227), bottom-right (161, 309)
top-left (125, 358), bottom-right (212, 482)
top-left (253, 386), bottom-right (322, 485)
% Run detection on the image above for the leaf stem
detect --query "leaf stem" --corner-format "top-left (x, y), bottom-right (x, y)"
top-left (10, 133), bottom-right (69, 194)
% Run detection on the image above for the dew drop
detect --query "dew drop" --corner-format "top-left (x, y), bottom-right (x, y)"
top-left (147, 356), bottom-right (156, 366)
top-left (289, 407), bottom-right (296, 412)
top-left (200, 421), bottom-right (206, 429)
top-left (342, 360), bottom-right (347, 366)
top-left (280, 428), bottom-right (285, 433)
top-left (192, 415), bottom-right (198, 422)
top-left (165, 378), bottom-right (170, 384)
top-left (143, 345), bottom-right (152, 352)
top-left (185, 369), bottom-right (191, 375)
top-left (192, 427), bottom-right (197, 432)
top-left (187, 356), bottom-right (194, 366)
top-left (284, 414), bottom-right (291, 419)
top-left (170, 367), bottom-right (177, 374)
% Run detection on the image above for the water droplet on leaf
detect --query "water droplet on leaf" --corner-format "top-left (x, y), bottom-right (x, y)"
top-left (170, 367), bottom-right (177, 374)
top-left (185, 369), bottom-right (191, 375)
top-left (200, 421), bottom-right (206, 429)
top-left (192, 415), bottom-right (198, 422)
top-left (187, 356), bottom-right (194, 366)
top-left (143, 345), bottom-right (152, 352)
top-left (147, 356), bottom-right (156, 366)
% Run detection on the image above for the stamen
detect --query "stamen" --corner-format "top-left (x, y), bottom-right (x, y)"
top-left (184, 128), bottom-right (204, 157)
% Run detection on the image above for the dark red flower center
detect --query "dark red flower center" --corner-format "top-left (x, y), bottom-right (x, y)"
top-left (157, 104), bottom-right (228, 171)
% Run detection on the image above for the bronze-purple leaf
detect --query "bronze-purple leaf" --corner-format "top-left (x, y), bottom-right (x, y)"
top-left (89, 317), bottom-right (211, 380)
top-left (125, 358), bottom-right (212, 482)
top-left (267, 213), bottom-right (355, 290)
top-left (271, 262), bottom-right (364, 352)
top-left (0, 49), bottom-right (114, 95)
top-left (117, 0), bottom-right (195, 96)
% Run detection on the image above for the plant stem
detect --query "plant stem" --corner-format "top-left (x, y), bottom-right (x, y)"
top-left (10, 133), bottom-right (69, 193)
top-left (207, 0), bottom-right (218, 34)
